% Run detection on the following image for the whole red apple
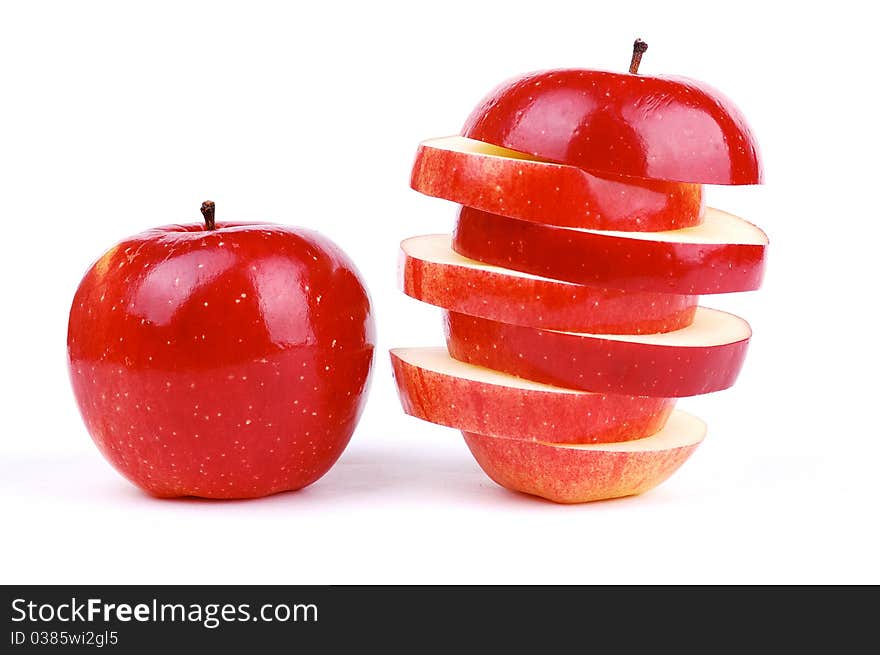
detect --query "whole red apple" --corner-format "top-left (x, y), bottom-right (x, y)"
top-left (67, 202), bottom-right (375, 499)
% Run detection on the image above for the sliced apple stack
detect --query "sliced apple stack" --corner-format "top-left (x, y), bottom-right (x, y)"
top-left (392, 42), bottom-right (767, 503)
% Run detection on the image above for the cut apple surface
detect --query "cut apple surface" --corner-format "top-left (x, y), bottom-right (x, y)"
top-left (445, 307), bottom-right (751, 397)
top-left (400, 235), bottom-right (697, 334)
top-left (410, 136), bottom-right (704, 232)
top-left (453, 205), bottom-right (767, 294)
top-left (391, 346), bottom-right (675, 444)
top-left (462, 409), bottom-right (706, 504)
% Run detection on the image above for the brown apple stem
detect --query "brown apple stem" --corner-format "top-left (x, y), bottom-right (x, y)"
top-left (629, 39), bottom-right (648, 74)
top-left (201, 200), bottom-right (216, 231)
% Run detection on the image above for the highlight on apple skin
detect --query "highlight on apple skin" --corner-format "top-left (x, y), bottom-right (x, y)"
top-left (391, 347), bottom-right (676, 444)
top-left (410, 136), bottom-right (705, 231)
top-left (67, 204), bottom-right (375, 499)
top-left (400, 234), bottom-right (698, 334)
top-left (462, 410), bottom-right (706, 504)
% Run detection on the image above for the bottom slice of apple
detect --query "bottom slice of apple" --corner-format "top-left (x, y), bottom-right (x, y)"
top-left (462, 410), bottom-right (706, 504)
top-left (391, 346), bottom-right (675, 444)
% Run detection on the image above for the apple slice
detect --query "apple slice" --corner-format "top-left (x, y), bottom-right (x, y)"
top-left (462, 409), bottom-right (706, 504)
top-left (401, 235), bottom-right (697, 334)
top-left (391, 346), bottom-right (675, 444)
top-left (462, 68), bottom-right (762, 185)
top-left (453, 205), bottom-right (767, 294)
top-left (410, 136), bottom-right (704, 232)
top-left (445, 307), bottom-right (751, 397)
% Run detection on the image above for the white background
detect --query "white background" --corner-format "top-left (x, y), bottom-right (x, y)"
top-left (1, 0), bottom-right (878, 584)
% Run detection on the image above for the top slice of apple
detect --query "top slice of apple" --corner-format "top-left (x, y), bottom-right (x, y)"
top-left (462, 68), bottom-right (762, 185)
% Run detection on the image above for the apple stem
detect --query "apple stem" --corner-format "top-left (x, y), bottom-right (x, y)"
top-left (629, 39), bottom-right (648, 74)
top-left (201, 200), bottom-right (216, 231)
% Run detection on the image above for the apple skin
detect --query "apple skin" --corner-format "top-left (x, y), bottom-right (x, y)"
top-left (444, 309), bottom-right (751, 398)
top-left (410, 136), bottom-right (704, 231)
top-left (461, 411), bottom-right (706, 504)
top-left (400, 235), bottom-right (697, 334)
top-left (390, 347), bottom-right (675, 444)
top-left (67, 222), bottom-right (375, 499)
top-left (462, 68), bottom-right (762, 185)
top-left (453, 206), bottom-right (767, 294)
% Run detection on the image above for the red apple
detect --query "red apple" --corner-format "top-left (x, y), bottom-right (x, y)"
top-left (67, 202), bottom-right (375, 499)
top-left (400, 234), bottom-right (697, 334)
top-left (391, 347), bottom-right (675, 444)
top-left (462, 410), bottom-right (706, 503)
top-left (445, 307), bottom-right (751, 397)
top-left (410, 136), bottom-right (704, 231)
top-left (453, 205), bottom-right (767, 294)
top-left (462, 63), bottom-right (762, 185)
